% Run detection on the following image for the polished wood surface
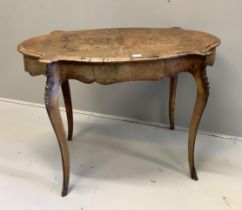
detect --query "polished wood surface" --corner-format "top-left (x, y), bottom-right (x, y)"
top-left (18, 28), bottom-right (220, 63)
top-left (18, 28), bottom-right (221, 196)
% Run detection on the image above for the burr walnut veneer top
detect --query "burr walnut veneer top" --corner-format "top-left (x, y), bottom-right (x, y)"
top-left (18, 28), bottom-right (220, 64)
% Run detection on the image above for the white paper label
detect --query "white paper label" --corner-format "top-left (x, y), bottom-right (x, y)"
top-left (132, 54), bottom-right (142, 58)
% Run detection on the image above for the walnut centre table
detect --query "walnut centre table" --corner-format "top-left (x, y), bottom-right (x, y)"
top-left (18, 28), bottom-right (221, 196)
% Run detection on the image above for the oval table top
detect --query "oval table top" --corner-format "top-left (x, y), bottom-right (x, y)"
top-left (18, 28), bottom-right (221, 64)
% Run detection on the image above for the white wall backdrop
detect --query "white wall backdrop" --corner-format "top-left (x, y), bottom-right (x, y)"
top-left (0, 0), bottom-right (241, 136)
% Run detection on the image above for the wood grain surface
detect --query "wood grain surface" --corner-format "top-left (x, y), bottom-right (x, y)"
top-left (18, 28), bottom-right (220, 63)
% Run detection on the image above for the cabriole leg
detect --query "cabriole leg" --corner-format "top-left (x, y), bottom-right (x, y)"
top-left (61, 80), bottom-right (73, 141)
top-left (45, 63), bottom-right (70, 196)
top-left (188, 65), bottom-right (209, 180)
top-left (169, 75), bottom-right (178, 130)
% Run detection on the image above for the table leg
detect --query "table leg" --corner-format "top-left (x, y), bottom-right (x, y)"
top-left (61, 80), bottom-right (73, 141)
top-left (169, 75), bottom-right (177, 130)
top-left (45, 63), bottom-right (70, 196)
top-left (188, 65), bottom-right (209, 180)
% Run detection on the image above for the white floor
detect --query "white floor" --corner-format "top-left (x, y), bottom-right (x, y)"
top-left (0, 99), bottom-right (242, 210)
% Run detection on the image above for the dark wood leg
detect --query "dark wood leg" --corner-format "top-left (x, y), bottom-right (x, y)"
top-left (45, 63), bottom-right (70, 196)
top-left (169, 75), bottom-right (178, 130)
top-left (61, 80), bottom-right (73, 141)
top-left (188, 65), bottom-right (209, 180)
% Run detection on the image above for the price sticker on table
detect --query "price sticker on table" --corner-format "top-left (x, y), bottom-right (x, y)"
top-left (131, 54), bottom-right (142, 58)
